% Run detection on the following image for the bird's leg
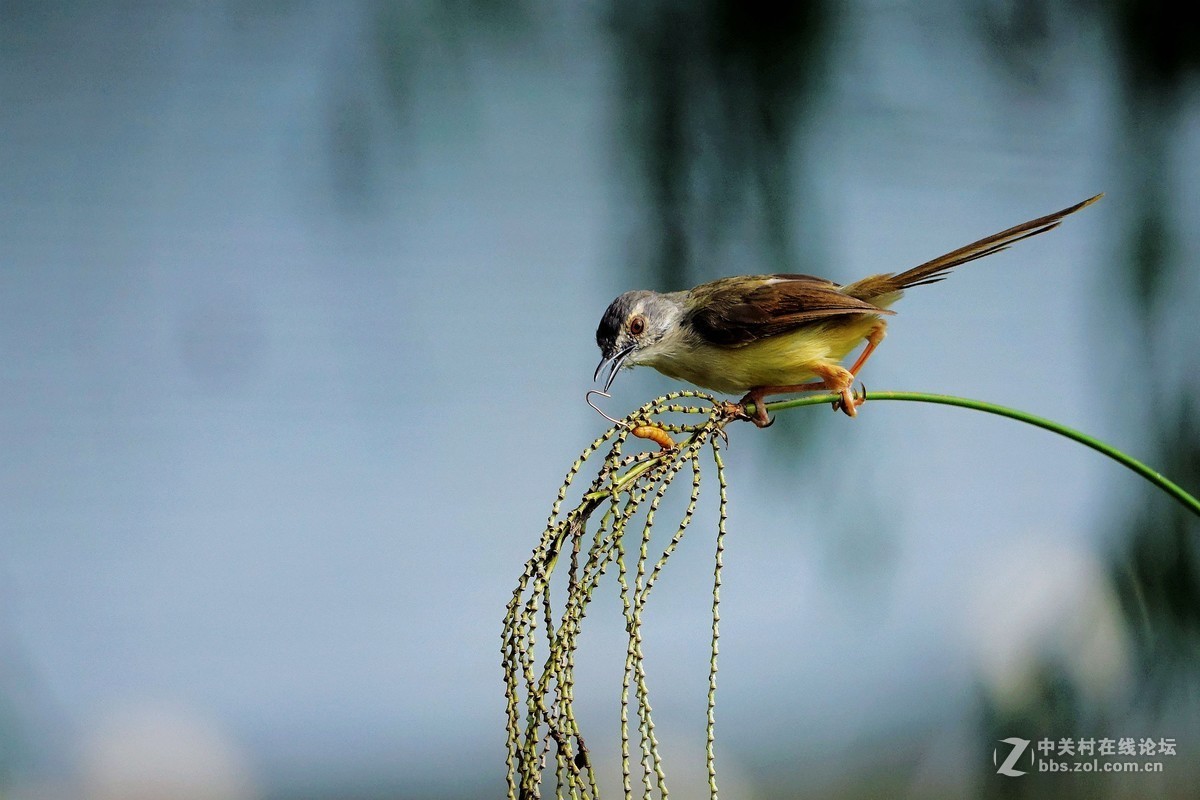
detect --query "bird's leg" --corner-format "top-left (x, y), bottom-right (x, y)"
top-left (809, 362), bottom-right (861, 417)
top-left (737, 385), bottom-right (820, 427)
top-left (737, 323), bottom-right (888, 426)
top-left (847, 321), bottom-right (887, 377)
top-left (807, 321), bottom-right (886, 416)
top-left (738, 363), bottom-right (859, 427)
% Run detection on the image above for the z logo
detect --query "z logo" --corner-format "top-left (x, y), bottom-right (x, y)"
top-left (994, 737), bottom-right (1032, 777)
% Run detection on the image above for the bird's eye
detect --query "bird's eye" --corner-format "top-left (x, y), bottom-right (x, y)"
top-left (629, 316), bottom-right (645, 336)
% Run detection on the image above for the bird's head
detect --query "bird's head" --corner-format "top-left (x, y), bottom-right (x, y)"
top-left (593, 290), bottom-right (683, 391)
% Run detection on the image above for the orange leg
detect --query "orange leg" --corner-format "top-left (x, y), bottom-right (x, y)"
top-left (739, 381), bottom-right (824, 427)
top-left (847, 321), bottom-right (887, 377)
top-left (738, 323), bottom-right (886, 427)
top-left (738, 363), bottom-right (858, 427)
top-left (810, 362), bottom-right (861, 418)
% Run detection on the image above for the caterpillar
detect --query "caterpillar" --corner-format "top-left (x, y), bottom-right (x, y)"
top-left (630, 424), bottom-right (674, 450)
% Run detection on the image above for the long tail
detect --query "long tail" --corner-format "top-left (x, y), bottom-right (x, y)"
top-left (844, 193), bottom-right (1102, 301)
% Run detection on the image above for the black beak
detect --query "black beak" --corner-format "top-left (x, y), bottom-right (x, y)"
top-left (594, 345), bottom-right (635, 392)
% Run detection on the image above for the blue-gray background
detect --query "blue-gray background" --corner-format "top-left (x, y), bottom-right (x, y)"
top-left (2, 3), bottom-right (1198, 799)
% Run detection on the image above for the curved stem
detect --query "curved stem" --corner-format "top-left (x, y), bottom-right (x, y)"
top-left (750, 390), bottom-right (1200, 518)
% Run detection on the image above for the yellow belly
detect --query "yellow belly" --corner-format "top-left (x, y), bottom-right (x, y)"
top-left (645, 316), bottom-right (882, 395)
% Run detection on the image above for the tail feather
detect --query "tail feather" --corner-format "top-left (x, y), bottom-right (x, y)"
top-left (844, 193), bottom-right (1102, 301)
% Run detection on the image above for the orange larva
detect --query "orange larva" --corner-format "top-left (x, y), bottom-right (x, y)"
top-left (630, 424), bottom-right (674, 450)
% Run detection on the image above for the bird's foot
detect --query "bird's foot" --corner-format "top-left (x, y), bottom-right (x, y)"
top-left (832, 383), bottom-right (867, 417)
top-left (734, 392), bottom-right (773, 428)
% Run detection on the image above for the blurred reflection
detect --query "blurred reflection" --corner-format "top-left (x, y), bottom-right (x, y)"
top-left (609, 1), bottom-right (832, 289)
top-left (968, 2), bottom-right (1200, 797)
top-left (81, 703), bottom-right (257, 800)
top-left (1106, 0), bottom-right (1200, 730)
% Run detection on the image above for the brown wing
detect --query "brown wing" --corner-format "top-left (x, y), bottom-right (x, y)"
top-left (686, 274), bottom-right (892, 347)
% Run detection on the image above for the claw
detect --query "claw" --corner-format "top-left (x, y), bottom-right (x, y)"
top-left (733, 392), bottom-right (774, 427)
top-left (830, 382), bottom-right (869, 417)
top-left (742, 402), bottom-right (773, 428)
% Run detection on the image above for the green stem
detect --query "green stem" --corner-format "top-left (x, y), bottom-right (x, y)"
top-left (752, 391), bottom-right (1200, 518)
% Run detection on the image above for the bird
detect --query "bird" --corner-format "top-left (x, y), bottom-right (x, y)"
top-left (594, 194), bottom-right (1102, 427)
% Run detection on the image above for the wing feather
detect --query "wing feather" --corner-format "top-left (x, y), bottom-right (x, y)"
top-left (686, 275), bottom-right (892, 347)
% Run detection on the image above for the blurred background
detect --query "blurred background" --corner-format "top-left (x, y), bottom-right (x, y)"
top-left (2, 2), bottom-right (1198, 798)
